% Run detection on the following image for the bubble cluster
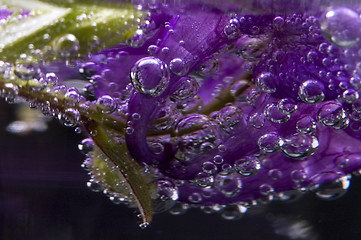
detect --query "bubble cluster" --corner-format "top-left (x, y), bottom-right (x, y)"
top-left (2, 0), bottom-right (361, 226)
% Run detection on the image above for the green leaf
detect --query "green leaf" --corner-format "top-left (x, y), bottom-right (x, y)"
top-left (88, 122), bottom-right (155, 226)
top-left (0, 0), bottom-right (142, 62)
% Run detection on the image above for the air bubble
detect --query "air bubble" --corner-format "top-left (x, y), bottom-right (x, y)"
top-left (224, 18), bottom-right (240, 39)
top-left (277, 98), bottom-right (297, 114)
top-left (14, 62), bottom-right (40, 80)
top-left (55, 34), bottom-right (80, 58)
top-left (313, 175), bottom-right (350, 200)
top-left (220, 163), bottom-right (233, 175)
top-left (259, 184), bottom-right (274, 196)
top-left (234, 156), bottom-right (261, 177)
top-left (169, 58), bottom-right (188, 76)
top-left (291, 170), bottom-right (306, 183)
top-left (96, 95), bottom-right (117, 114)
top-left (139, 222), bottom-right (149, 229)
top-left (152, 104), bottom-right (179, 131)
top-left (147, 45), bottom-right (159, 55)
top-left (1, 83), bottom-right (19, 103)
top-left (217, 106), bottom-right (242, 132)
top-left (202, 161), bottom-right (217, 174)
top-left (149, 142), bottom-right (164, 155)
top-left (296, 116), bottom-right (317, 134)
top-left (236, 36), bottom-right (267, 61)
top-left (170, 76), bottom-right (199, 101)
top-left (256, 72), bottom-right (277, 93)
top-left (87, 179), bottom-right (103, 192)
top-left (78, 138), bottom-right (94, 156)
top-left (249, 112), bottom-right (265, 128)
top-left (215, 173), bottom-right (242, 197)
top-left (218, 144), bottom-right (227, 152)
top-left (221, 205), bottom-right (245, 220)
top-left (342, 89), bottom-right (359, 104)
top-left (258, 133), bottom-right (283, 153)
top-left (334, 155), bottom-right (350, 168)
top-left (79, 62), bottom-right (98, 78)
top-left (61, 108), bottom-right (80, 127)
top-left (264, 103), bottom-right (290, 123)
top-left (188, 192), bottom-right (202, 203)
top-left (298, 80), bottom-right (325, 104)
top-left (161, 47), bottom-right (169, 54)
top-left (273, 16), bottom-right (285, 29)
top-left (318, 102), bottom-right (349, 129)
top-left (195, 172), bottom-right (214, 187)
top-left (125, 127), bottom-right (134, 134)
top-left (128, 29), bottom-right (146, 47)
top-left (45, 72), bottom-right (58, 86)
top-left (268, 169), bottom-right (282, 180)
top-left (351, 76), bottom-right (361, 91)
top-left (130, 57), bottom-right (170, 97)
top-left (64, 88), bottom-right (80, 107)
top-left (281, 133), bottom-right (319, 159)
top-left (213, 155), bottom-right (224, 165)
top-left (321, 8), bottom-right (361, 48)
top-left (157, 180), bottom-right (178, 201)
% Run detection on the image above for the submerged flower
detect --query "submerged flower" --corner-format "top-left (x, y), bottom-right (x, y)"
top-left (1, 0), bottom-right (361, 227)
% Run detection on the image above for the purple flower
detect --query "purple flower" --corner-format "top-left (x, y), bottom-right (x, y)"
top-left (2, 0), bottom-right (361, 226)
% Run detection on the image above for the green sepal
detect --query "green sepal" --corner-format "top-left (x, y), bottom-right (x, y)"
top-left (88, 122), bottom-right (156, 225)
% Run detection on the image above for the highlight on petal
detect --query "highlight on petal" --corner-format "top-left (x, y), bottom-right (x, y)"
top-left (1, 0), bottom-right (361, 227)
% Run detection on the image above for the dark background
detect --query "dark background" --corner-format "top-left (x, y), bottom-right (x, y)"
top-left (0, 101), bottom-right (361, 240)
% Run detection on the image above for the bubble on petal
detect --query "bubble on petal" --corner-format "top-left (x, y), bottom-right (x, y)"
top-left (147, 45), bottom-right (159, 55)
top-left (215, 173), bottom-right (242, 198)
top-left (195, 172), bottom-right (214, 188)
top-left (318, 102), bottom-right (349, 129)
top-left (157, 179), bottom-right (179, 201)
top-left (296, 116), bottom-right (317, 134)
top-left (342, 89), bottom-right (359, 104)
top-left (130, 57), bottom-right (170, 97)
top-left (169, 58), bottom-right (188, 76)
top-left (291, 170), bottom-right (306, 183)
top-left (224, 18), bottom-right (240, 39)
top-left (213, 155), bottom-right (224, 165)
top-left (188, 192), bottom-right (202, 203)
top-left (256, 72), bottom-right (277, 93)
top-left (202, 161), bottom-right (217, 174)
top-left (170, 76), bottom-right (199, 101)
top-left (258, 133), bottom-right (283, 153)
top-left (298, 80), bottom-right (325, 104)
top-left (273, 16), bottom-right (285, 29)
top-left (234, 156), bottom-right (261, 177)
top-left (277, 98), bottom-right (297, 114)
top-left (249, 112), bottom-right (265, 128)
top-left (281, 133), bottom-right (319, 159)
top-left (217, 106), bottom-right (242, 132)
top-left (321, 8), bottom-right (361, 48)
top-left (259, 184), bottom-right (274, 196)
top-left (236, 35), bottom-right (267, 61)
top-left (268, 169), bottom-right (282, 180)
top-left (264, 103), bottom-right (290, 123)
